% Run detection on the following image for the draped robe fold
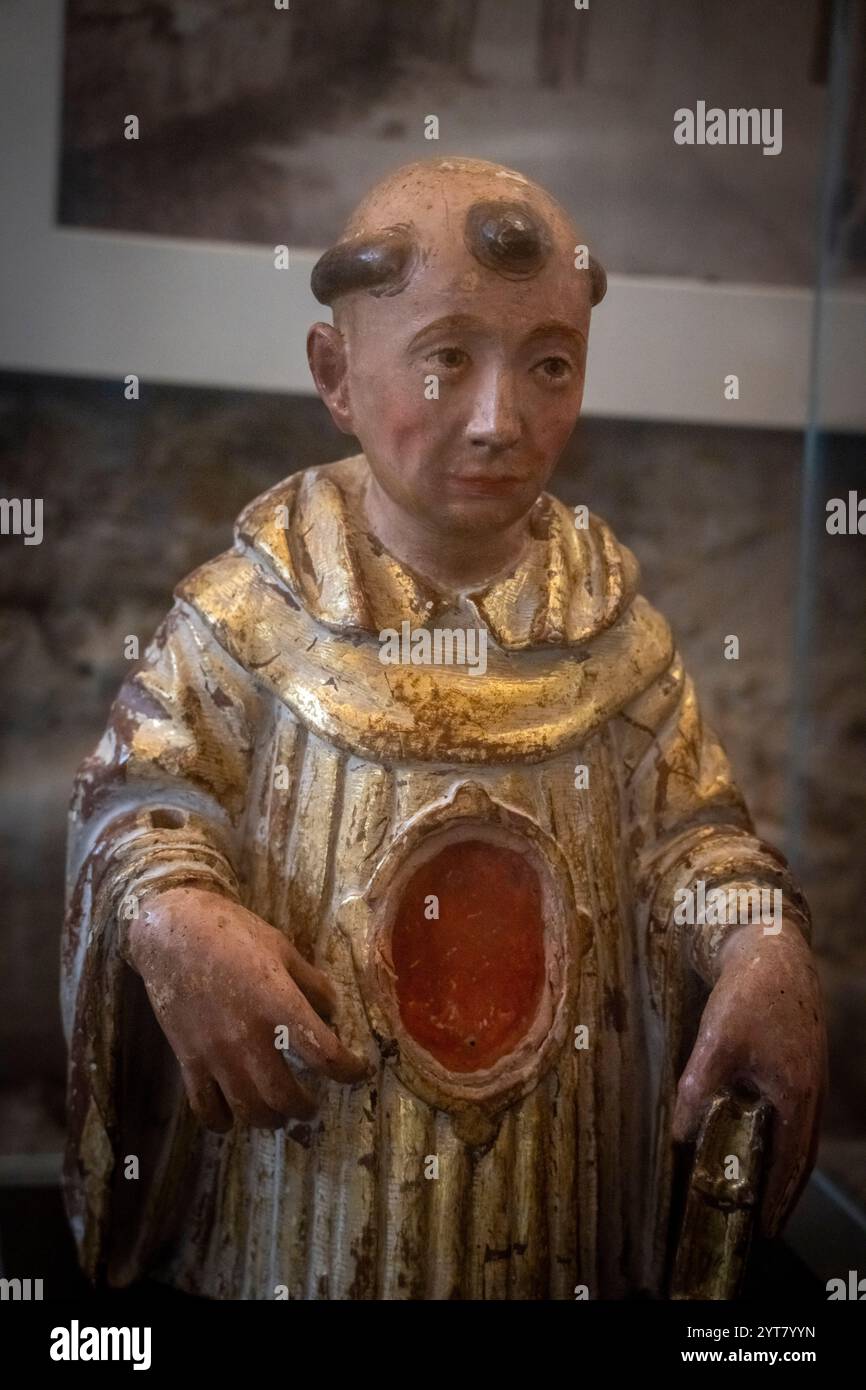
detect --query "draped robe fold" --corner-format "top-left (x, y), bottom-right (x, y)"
top-left (61, 454), bottom-right (810, 1299)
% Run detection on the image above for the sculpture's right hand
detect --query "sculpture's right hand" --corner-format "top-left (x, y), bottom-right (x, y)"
top-left (125, 885), bottom-right (371, 1133)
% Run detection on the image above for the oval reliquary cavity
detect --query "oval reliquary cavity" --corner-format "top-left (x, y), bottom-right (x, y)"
top-left (390, 838), bottom-right (546, 1073)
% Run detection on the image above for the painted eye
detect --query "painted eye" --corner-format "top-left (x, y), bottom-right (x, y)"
top-left (430, 347), bottom-right (469, 371)
top-left (534, 356), bottom-right (572, 382)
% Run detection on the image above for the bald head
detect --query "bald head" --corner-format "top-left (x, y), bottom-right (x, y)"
top-left (306, 157), bottom-right (601, 551)
top-left (311, 157), bottom-right (606, 313)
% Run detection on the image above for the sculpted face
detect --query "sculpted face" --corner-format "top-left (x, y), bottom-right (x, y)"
top-left (308, 158), bottom-right (604, 553)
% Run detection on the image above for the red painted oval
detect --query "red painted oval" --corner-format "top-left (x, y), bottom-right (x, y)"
top-left (390, 838), bottom-right (546, 1072)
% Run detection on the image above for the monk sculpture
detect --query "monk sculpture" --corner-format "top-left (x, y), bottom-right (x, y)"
top-left (62, 157), bottom-right (826, 1300)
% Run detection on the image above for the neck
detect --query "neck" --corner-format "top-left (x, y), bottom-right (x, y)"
top-left (362, 473), bottom-right (531, 593)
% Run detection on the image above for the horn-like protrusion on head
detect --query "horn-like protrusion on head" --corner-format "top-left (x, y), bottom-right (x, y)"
top-left (463, 199), bottom-right (553, 280)
top-left (310, 224), bottom-right (418, 305)
top-left (588, 256), bottom-right (607, 307)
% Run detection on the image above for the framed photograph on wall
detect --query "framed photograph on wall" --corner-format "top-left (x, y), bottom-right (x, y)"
top-left (1, 0), bottom-right (863, 426)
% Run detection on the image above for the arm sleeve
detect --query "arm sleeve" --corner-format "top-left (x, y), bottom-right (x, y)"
top-left (61, 598), bottom-right (259, 1281)
top-left (65, 599), bottom-right (257, 983)
top-left (614, 652), bottom-right (811, 991)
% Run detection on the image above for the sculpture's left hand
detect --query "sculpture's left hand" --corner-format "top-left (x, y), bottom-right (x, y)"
top-left (672, 919), bottom-right (827, 1237)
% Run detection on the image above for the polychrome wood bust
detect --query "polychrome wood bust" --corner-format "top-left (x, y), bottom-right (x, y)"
top-left (62, 156), bottom-right (826, 1300)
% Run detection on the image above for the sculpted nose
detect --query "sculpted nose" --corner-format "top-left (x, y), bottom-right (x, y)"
top-left (466, 368), bottom-right (521, 450)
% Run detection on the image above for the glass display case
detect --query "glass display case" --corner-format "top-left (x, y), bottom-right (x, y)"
top-left (783, 0), bottom-right (866, 1275)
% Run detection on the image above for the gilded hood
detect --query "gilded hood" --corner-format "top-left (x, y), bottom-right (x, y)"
top-left (234, 454), bottom-right (640, 650)
top-left (177, 454), bottom-right (673, 763)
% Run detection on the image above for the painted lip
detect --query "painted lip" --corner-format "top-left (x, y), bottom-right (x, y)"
top-left (445, 474), bottom-right (525, 495)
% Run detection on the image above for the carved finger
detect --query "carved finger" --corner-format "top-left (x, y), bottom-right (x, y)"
top-left (180, 1061), bottom-right (233, 1133)
top-left (758, 1084), bottom-right (819, 1236)
top-left (272, 934), bottom-right (338, 1019)
top-left (671, 1041), bottom-right (733, 1142)
top-left (255, 1050), bottom-right (318, 1122)
top-left (214, 1067), bottom-right (286, 1130)
top-left (273, 986), bottom-right (371, 1084)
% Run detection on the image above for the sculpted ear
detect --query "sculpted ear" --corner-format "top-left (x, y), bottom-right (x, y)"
top-left (307, 322), bottom-right (354, 434)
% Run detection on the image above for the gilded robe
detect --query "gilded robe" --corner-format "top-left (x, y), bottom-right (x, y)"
top-left (62, 454), bottom-right (810, 1299)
